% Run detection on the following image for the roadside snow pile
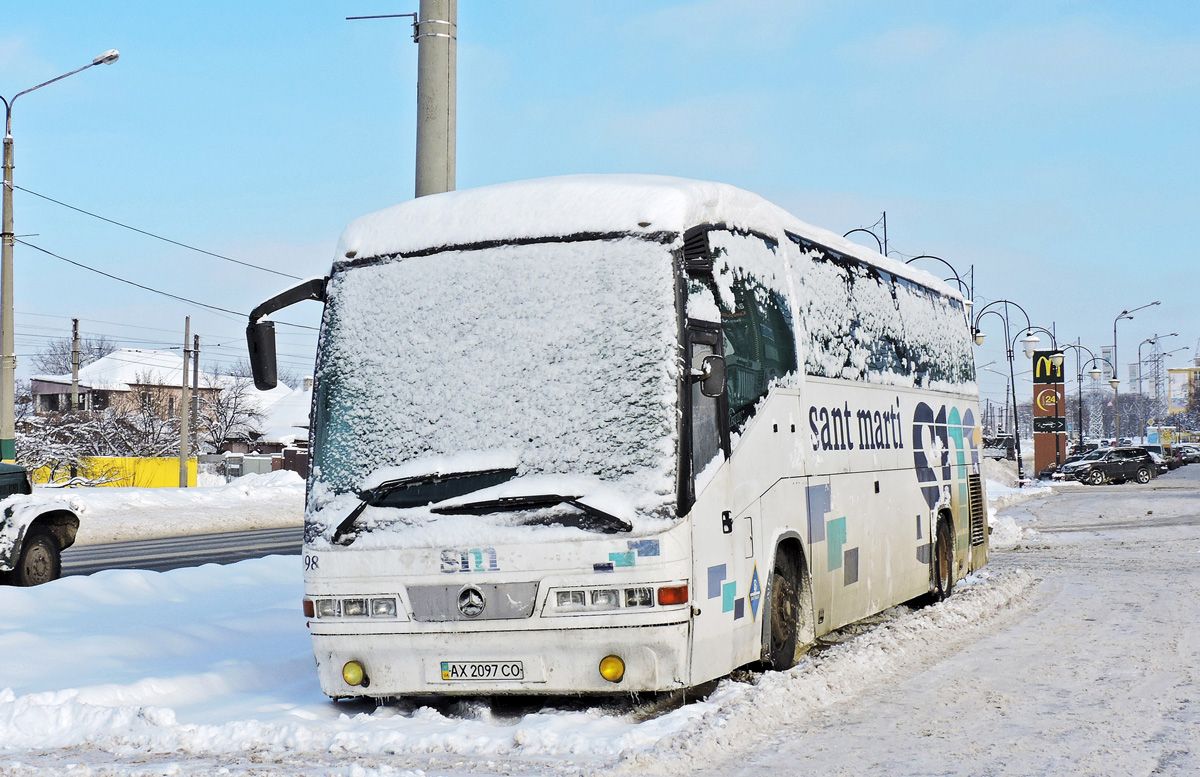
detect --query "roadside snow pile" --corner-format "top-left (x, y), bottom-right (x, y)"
top-left (0, 556), bottom-right (1034, 768)
top-left (46, 470), bottom-right (305, 546)
top-left (981, 457), bottom-right (1052, 548)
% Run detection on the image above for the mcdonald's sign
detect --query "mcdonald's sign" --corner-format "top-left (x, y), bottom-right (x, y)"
top-left (1032, 350), bottom-right (1064, 384)
top-left (1032, 349), bottom-right (1067, 473)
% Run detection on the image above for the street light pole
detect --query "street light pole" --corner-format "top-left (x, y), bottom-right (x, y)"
top-left (973, 299), bottom-right (1038, 484)
top-left (0, 49), bottom-right (119, 461)
top-left (1060, 342), bottom-right (1098, 446)
top-left (1112, 301), bottom-right (1160, 441)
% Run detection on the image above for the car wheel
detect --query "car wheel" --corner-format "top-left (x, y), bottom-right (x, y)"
top-left (15, 526), bottom-right (61, 586)
top-left (1136, 467), bottom-right (1151, 484)
top-left (1086, 470), bottom-right (1106, 486)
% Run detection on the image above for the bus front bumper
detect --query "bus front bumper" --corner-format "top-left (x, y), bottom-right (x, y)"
top-left (311, 621), bottom-right (691, 697)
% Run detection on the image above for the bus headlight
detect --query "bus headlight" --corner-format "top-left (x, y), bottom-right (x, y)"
top-left (316, 599), bottom-right (340, 618)
top-left (590, 589), bottom-right (620, 609)
top-left (599, 655), bottom-right (625, 683)
top-left (625, 587), bottom-right (652, 607)
top-left (371, 597), bottom-right (397, 617)
top-left (557, 590), bottom-right (587, 608)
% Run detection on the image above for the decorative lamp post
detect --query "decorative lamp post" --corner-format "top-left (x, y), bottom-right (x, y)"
top-left (1060, 343), bottom-right (1099, 446)
top-left (904, 255), bottom-right (975, 321)
top-left (1112, 301), bottom-right (1160, 441)
top-left (1, 49), bottom-right (119, 462)
top-left (972, 299), bottom-right (1039, 484)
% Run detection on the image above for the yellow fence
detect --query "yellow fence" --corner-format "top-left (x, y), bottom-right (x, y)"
top-left (32, 457), bottom-right (197, 488)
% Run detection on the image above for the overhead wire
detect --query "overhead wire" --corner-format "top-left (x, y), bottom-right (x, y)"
top-left (16, 240), bottom-right (319, 331)
top-left (13, 184), bottom-right (304, 280)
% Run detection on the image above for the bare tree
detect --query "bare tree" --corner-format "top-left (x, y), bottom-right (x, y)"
top-left (228, 358), bottom-right (303, 390)
top-left (198, 371), bottom-right (265, 452)
top-left (30, 334), bottom-right (118, 376)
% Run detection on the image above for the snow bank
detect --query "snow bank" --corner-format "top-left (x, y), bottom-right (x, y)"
top-left (47, 471), bottom-right (305, 546)
top-left (0, 556), bottom-right (1034, 767)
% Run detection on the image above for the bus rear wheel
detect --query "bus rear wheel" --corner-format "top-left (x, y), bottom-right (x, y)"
top-left (933, 518), bottom-right (954, 601)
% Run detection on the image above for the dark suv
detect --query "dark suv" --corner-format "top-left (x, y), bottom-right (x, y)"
top-left (1059, 447), bottom-right (1156, 485)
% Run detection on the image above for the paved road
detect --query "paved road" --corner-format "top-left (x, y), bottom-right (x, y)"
top-left (61, 526), bottom-right (304, 576)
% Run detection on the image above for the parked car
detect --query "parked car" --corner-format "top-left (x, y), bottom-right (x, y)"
top-left (0, 463), bottom-right (80, 586)
top-left (1139, 444), bottom-right (1181, 470)
top-left (1146, 451), bottom-right (1170, 475)
top-left (1059, 447), bottom-right (1156, 485)
top-left (1069, 442), bottom-right (1099, 457)
top-left (1179, 445), bottom-right (1200, 465)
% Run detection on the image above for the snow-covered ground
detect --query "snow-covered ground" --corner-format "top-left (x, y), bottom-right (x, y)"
top-left (4, 467), bottom-right (1196, 775)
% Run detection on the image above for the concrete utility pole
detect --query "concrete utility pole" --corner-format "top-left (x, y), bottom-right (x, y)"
top-left (1, 49), bottom-right (119, 461)
top-left (414, 0), bottom-right (457, 197)
top-left (179, 316), bottom-right (190, 488)
top-left (71, 319), bottom-right (81, 413)
top-left (191, 333), bottom-right (199, 453)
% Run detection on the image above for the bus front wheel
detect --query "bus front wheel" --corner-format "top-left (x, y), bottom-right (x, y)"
top-left (768, 552), bottom-right (801, 669)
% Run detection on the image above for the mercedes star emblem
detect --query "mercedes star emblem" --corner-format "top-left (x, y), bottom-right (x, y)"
top-left (457, 585), bottom-right (486, 618)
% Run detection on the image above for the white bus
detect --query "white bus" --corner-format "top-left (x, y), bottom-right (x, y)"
top-left (247, 175), bottom-right (987, 698)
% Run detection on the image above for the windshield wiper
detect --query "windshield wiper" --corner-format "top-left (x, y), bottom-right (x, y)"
top-left (331, 467), bottom-right (518, 545)
top-left (431, 494), bottom-right (633, 534)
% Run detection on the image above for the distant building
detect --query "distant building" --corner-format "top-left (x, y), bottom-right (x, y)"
top-left (29, 348), bottom-right (219, 416)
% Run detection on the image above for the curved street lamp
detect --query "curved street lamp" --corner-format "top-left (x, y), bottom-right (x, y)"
top-left (904, 254), bottom-right (975, 319)
top-left (842, 227), bottom-right (883, 254)
top-left (1059, 343), bottom-right (1098, 445)
top-left (972, 299), bottom-right (1037, 483)
top-left (0, 49), bottom-right (118, 461)
top-left (1112, 301), bottom-right (1160, 440)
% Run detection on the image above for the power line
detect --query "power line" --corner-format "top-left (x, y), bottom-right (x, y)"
top-left (13, 184), bottom-right (303, 281)
top-left (16, 240), bottom-right (319, 331)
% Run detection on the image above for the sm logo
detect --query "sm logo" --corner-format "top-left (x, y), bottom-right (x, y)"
top-left (440, 548), bottom-right (500, 573)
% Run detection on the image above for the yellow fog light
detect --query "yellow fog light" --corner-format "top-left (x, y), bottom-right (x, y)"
top-left (598, 655), bottom-right (625, 683)
top-left (342, 660), bottom-right (366, 686)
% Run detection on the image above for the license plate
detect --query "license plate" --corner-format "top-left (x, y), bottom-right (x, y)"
top-left (440, 661), bottom-right (524, 681)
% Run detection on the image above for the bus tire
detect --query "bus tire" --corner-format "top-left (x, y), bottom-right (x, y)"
top-left (15, 526), bottom-right (61, 587)
top-left (768, 550), bottom-right (801, 669)
top-left (932, 517), bottom-right (954, 601)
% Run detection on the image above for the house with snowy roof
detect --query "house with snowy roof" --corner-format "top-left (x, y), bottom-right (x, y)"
top-left (29, 348), bottom-right (220, 416)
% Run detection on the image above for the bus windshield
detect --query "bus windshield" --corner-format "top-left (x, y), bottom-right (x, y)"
top-left (307, 236), bottom-right (679, 544)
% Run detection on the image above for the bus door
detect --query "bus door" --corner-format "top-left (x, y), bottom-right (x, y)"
top-left (804, 475), bottom-right (834, 638)
top-left (687, 325), bottom-right (761, 679)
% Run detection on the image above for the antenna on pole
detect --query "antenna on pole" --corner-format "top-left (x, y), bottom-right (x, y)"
top-left (348, 1), bottom-right (457, 197)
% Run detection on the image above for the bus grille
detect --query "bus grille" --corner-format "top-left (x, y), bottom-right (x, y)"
top-left (968, 473), bottom-right (986, 546)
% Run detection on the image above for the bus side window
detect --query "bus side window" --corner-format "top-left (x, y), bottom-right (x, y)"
top-left (721, 277), bottom-right (797, 434)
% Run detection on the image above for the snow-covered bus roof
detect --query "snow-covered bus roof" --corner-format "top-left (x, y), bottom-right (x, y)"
top-left (334, 174), bottom-right (962, 301)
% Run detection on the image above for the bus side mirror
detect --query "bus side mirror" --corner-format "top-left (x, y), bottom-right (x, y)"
top-left (246, 320), bottom-right (278, 391)
top-left (698, 354), bottom-right (726, 398)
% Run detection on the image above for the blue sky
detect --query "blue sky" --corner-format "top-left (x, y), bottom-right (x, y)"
top-left (2, 1), bottom-right (1197, 408)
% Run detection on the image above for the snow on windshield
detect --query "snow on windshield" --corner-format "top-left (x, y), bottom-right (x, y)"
top-left (308, 236), bottom-right (679, 538)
